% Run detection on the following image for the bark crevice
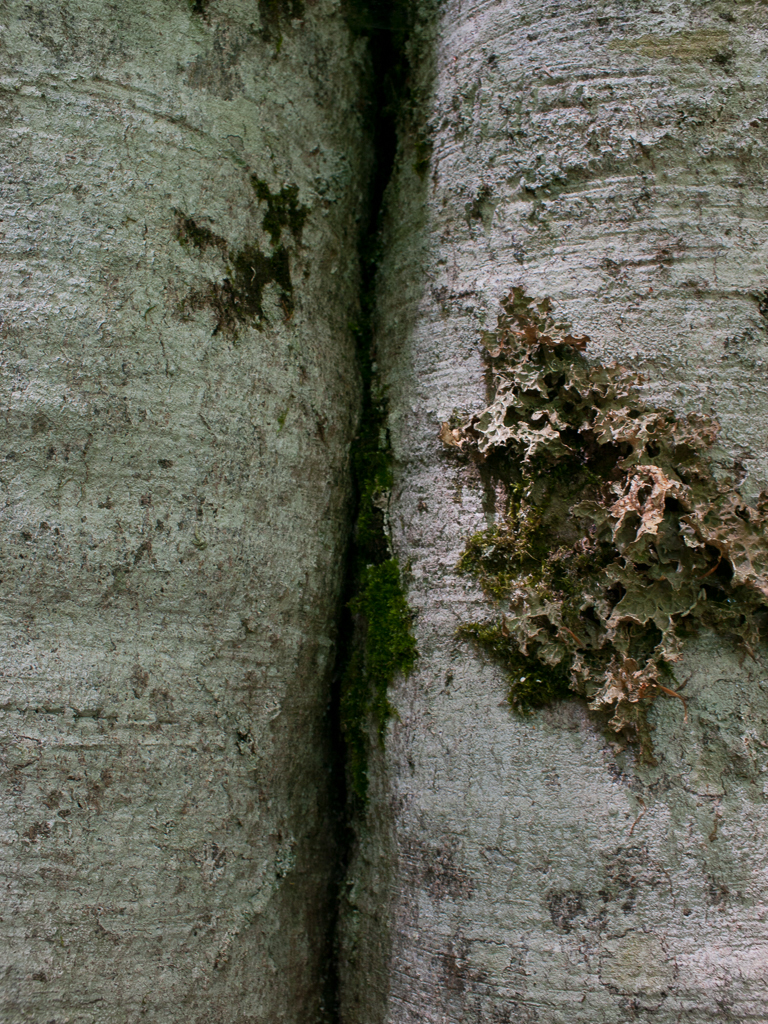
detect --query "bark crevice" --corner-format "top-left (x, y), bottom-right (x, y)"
top-left (325, 2), bottom-right (431, 1020)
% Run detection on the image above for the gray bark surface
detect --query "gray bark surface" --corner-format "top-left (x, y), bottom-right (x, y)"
top-left (343, 2), bottom-right (768, 1022)
top-left (0, 2), bottom-right (365, 1021)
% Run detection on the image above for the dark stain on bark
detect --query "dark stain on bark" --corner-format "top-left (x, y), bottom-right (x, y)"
top-left (548, 890), bottom-right (586, 932)
top-left (402, 836), bottom-right (475, 901)
top-left (173, 210), bottom-right (295, 334)
top-left (251, 178), bottom-right (309, 247)
top-left (187, 0), bottom-right (211, 16)
top-left (258, 0), bottom-right (305, 45)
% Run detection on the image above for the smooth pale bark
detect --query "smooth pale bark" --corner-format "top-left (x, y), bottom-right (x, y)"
top-left (343, 2), bottom-right (768, 1022)
top-left (0, 2), bottom-right (364, 1021)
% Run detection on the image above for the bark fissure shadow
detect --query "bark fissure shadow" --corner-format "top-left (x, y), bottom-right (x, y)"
top-left (327, 3), bottom-right (439, 1023)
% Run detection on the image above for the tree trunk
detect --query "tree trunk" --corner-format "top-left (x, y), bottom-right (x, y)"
top-left (342, 2), bottom-right (768, 1022)
top-left (0, 2), bottom-right (365, 1021)
top-left (5, 2), bottom-right (768, 1021)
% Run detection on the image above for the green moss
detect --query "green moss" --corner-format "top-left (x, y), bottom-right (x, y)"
top-left (458, 621), bottom-right (572, 712)
top-left (339, 325), bottom-right (416, 805)
top-left (458, 497), bottom-right (547, 598)
top-left (354, 560), bottom-right (416, 726)
top-left (413, 132), bottom-right (433, 178)
top-left (251, 179), bottom-right (308, 247)
top-left (351, 394), bottom-right (393, 564)
top-left (342, 560), bottom-right (416, 803)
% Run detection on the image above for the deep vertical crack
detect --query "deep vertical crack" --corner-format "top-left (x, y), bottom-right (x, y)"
top-left (321, 2), bottom-right (421, 1020)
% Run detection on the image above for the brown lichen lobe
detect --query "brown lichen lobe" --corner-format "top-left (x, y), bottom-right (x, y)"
top-left (449, 290), bottom-right (768, 759)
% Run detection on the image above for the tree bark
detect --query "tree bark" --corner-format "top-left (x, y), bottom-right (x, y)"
top-left (343, 2), bottom-right (768, 1022)
top-left (0, 2), bottom-right (365, 1021)
top-left (6, 2), bottom-right (768, 1021)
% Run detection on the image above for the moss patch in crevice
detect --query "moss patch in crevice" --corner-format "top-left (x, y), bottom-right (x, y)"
top-left (446, 289), bottom-right (768, 760)
top-left (333, 0), bottom-right (430, 811)
top-left (338, 331), bottom-right (417, 806)
top-left (341, 557), bottom-right (416, 806)
top-left (173, 210), bottom-right (294, 335)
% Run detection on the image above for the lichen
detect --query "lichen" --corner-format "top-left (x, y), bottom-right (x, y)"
top-left (446, 289), bottom-right (768, 760)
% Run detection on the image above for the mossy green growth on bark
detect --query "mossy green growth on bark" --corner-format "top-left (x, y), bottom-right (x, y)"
top-left (341, 558), bottom-right (416, 805)
top-left (340, 332), bottom-right (416, 806)
top-left (446, 289), bottom-right (768, 760)
top-left (456, 620), bottom-right (572, 711)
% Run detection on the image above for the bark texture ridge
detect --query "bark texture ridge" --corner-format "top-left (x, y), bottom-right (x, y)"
top-left (344, 1), bottom-right (768, 1022)
top-left (0, 2), bottom-right (366, 1021)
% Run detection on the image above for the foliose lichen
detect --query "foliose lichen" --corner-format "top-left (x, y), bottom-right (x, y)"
top-left (445, 289), bottom-right (768, 760)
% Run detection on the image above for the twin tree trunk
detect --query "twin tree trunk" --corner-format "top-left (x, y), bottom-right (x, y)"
top-left (2, 2), bottom-right (768, 1023)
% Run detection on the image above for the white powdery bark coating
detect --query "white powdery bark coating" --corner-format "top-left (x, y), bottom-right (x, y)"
top-left (348, 2), bottom-right (768, 1022)
top-left (0, 2), bottom-right (364, 1021)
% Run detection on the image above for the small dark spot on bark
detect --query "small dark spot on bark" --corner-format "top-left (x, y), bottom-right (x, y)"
top-left (131, 665), bottom-right (149, 698)
top-left (403, 836), bottom-right (475, 900)
top-left (158, 458), bottom-right (174, 469)
top-left (31, 412), bottom-right (50, 435)
top-left (548, 890), bottom-right (585, 932)
top-left (150, 688), bottom-right (175, 722)
top-left (133, 540), bottom-right (152, 565)
top-left (442, 934), bottom-right (470, 996)
top-left (708, 878), bottom-right (729, 907)
top-left (24, 821), bottom-right (53, 843)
